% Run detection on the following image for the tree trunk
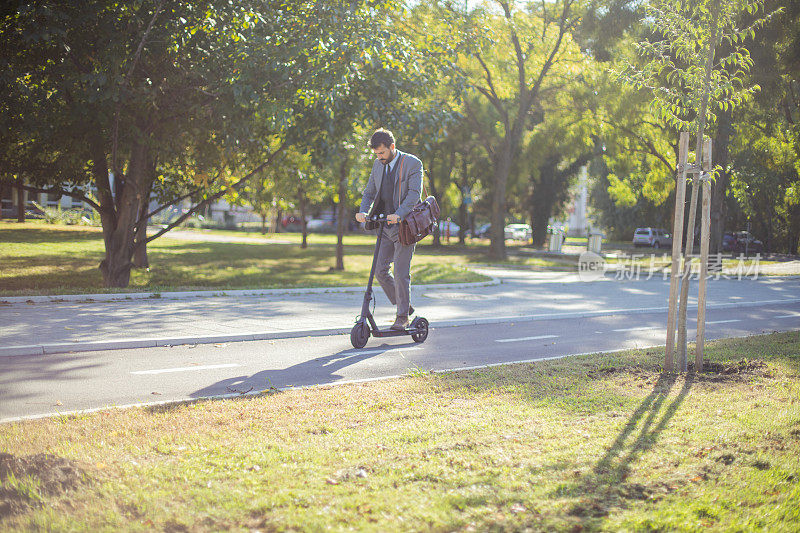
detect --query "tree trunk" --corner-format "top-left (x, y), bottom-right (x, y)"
top-left (710, 108), bottom-right (732, 254)
top-left (274, 209), bottom-right (282, 233)
top-left (298, 187), bottom-right (308, 249)
top-left (99, 141), bottom-right (149, 288)
top-left (132, 155), bottom-right (157, 269)
top-left (426, 155), bottom-right (442, 248)
top-left (0, 181), bottom-right (6, 219)
top-left (335, 157), bottom-right (348, 270)
top-left (261, 214), bottom-right (267, 234)
top-left (489, 144), bottom-right (512, 259)
top-left (458, 152), bottom-right (468, 244)
top-left (16, 186), bottom-right (25, 222)
top-left (789, 205), bottom-right (800, 255)
top-left (132, 200), bottom-right (149, 269)
top-left (530, 156), bottom-right (559, 248)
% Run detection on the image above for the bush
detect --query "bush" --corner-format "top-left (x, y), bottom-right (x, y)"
top-left (31, 201), bottom-right (87, 225)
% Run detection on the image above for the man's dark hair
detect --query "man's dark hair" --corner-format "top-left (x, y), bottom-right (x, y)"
top-left (369, 128), bottom-right (395, 149)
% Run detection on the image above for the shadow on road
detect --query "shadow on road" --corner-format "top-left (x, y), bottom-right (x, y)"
top-left (183, 341), bottom-right (420, 402)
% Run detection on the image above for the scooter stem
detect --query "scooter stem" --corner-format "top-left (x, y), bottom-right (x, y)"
top-left (361, 221), bottom-right (385, 317)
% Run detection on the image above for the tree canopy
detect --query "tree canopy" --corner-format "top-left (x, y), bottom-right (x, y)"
top-left (2, 0), bottom-right (797, 285)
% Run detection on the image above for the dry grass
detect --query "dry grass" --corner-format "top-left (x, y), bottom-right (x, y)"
top-left (1, 332), bottom-right (799, 531)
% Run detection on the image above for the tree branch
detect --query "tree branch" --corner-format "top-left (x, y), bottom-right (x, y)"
top-left (112, 0), bottom-right (166, 176)
top-left (541, 0), bottom-right (548, 41)
top-left (138, 170), bottom-right (223, 225)
top-left (462, 98), bottom-right (496, 158)
top-left (500, 1), bottom-right (527, 98)
top-left (470, 53), bottom-right (510, 128)
top-left (604, 119), bottom-right (675, 172)
top-left (529, 0), bottom-right (572, 98)
top-left (145, 141), bottom-right (289, 243)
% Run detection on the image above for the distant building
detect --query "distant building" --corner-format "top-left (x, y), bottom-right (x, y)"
top-left (550, 166), bottom-right (600, 237)
top-left (1, 182), bottom-right (87, 218)
top-left (1, 178), bottom-right (259, 227)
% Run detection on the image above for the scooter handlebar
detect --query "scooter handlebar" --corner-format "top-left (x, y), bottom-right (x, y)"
top-left (367, 213), bottom-right (388, 223)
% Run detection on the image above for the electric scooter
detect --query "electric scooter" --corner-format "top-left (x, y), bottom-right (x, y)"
top-left (350, 213), bottom-right (429, 349)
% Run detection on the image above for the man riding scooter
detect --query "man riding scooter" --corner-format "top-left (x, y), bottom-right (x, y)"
top-left (355, 128), bottom-right (424, 330)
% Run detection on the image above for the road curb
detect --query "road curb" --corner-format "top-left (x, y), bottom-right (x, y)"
top-left (0, 277), bottom-right (500, 304)
top-left (4, 297), bottom-right (797, 358)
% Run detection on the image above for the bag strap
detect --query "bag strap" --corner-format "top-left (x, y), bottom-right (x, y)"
top-left (395, 154), bottom-right (405, 206)
top-left (396, 153), bottom-right (429, 205)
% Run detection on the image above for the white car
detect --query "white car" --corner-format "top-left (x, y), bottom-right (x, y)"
top-left (504, 223), bottom-right (532, 241)
top-left (306, 219), bottom-right (335, 231)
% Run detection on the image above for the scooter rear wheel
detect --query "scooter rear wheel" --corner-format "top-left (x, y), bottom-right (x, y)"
top-left (411, 317), bottom-right (429, 343)
top-left (350, 321), bottom-right (370, 349)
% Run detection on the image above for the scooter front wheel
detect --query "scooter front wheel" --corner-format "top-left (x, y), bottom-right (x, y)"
top-left (350, 321), bottom-right (370, 349)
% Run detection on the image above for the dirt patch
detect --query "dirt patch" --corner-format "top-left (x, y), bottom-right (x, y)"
top-left (0, 452), bottom-right (89, 517)
top-left (692, 359), bottom-right (772, 380)
top-left (588, 358), bottom-right (774, 382)
top-left (586, 363), bottom-right (662, 379)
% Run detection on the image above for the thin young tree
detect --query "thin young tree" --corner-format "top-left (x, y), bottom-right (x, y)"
top-left (622, 0), bottom-right (776, 371)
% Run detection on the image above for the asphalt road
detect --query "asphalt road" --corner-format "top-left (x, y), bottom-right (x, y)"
top-left (2, 300), bottom-right (798, 422)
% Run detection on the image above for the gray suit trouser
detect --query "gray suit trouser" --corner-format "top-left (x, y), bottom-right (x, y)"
top-left (375, 224), bottom-right (415, 317)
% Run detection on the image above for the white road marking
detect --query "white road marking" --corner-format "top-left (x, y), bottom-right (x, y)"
top-left (131, 363), bottom-right (239, 375)
top-left (705, 319), bottom-right (741, 324)
top-left (612, 326), bottom-right (662, 332)
top-left (496, 335), bottom-right (559, 343)
top-left (775, 314), bottom-right (800, 319)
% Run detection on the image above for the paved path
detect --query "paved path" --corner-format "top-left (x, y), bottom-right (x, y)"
top-left (2, 268), bottom-right (798, 357)
top-left (2, 298), bottom-right (798, 422)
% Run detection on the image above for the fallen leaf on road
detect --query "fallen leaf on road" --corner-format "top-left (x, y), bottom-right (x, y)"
top-left (54, 401), bottom-right (63, 406)
top-left (151, 392), bottom-right (161, 395)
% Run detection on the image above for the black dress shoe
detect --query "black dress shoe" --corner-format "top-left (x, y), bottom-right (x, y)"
top-left (408, 305), bottom-right (415, 316)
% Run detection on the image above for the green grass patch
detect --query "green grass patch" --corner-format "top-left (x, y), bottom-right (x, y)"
top-left (0, 222), bottom-right (490, 295)
top-left (1, 332), bottom-right (799, 530)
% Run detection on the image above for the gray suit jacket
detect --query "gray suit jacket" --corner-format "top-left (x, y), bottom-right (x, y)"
top-left (359, 150), bottom-right (423, 220)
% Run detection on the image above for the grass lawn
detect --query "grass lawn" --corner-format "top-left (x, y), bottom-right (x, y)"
top-left (1, 332), bottom-right (798, 531)
top-left (0, 222), bottom-right (500, 296)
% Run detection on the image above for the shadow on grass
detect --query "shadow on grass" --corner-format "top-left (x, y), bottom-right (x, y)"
top-left (566, 373), bottom-right (694, 521)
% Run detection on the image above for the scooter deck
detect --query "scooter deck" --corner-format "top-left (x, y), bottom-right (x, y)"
top-left (371, 327), bottom-right (415, 338)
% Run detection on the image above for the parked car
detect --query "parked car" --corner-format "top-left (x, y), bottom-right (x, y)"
top-left (721, 232), bottom-right (736, 251)
top-left (472, 223), bottom-right (492, 238)
top-left (632, 227), bottom-right (672, 249)
top-left (438, 220), bottom-right (460, 236)
top-left (306, 218), bottom-right (335, 231)
top-left (722, 231), bottom-right (763, 254)
top-left (504, 223), bottom-right (532, 242)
